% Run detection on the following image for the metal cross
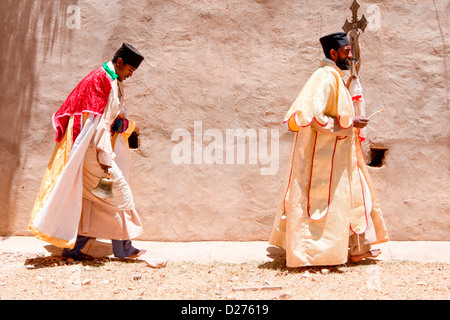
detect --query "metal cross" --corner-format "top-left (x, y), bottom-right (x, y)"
top-left (342, 0), bottom-right (367, 77)
top-left (342, 0), bottom-right (368, 33)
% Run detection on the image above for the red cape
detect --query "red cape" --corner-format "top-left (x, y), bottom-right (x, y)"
top-left (52, 66), bottom-right (113, 143)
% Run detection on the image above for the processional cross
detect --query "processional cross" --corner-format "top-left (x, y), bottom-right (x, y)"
top-left (343, 0), bottom-right (368, 34)
top-left (342, 0), bottom-right (367, 77)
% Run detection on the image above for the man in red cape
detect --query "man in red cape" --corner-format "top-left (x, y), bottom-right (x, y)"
top-left (29, 43), bottom-right (147, 260)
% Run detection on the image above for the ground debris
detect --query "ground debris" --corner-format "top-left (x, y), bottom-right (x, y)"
top-left (0, 251), bottom-right (447, 300)
top-left (232, 285), bottom-right (283, 291)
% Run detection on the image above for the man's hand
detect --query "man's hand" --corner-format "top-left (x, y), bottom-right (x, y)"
top-left (353, 116), bottom-right (369, 129)
top-left (353, 116), bottom-right (369, 128)
top-left (346, 75), bottom-right (358, 89)
top-left (100, 164), bottom-right (111, 174)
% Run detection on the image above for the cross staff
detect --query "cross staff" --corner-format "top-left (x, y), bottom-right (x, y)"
top-left (343, 0), bottom-right (370, 139)
top-left (343, 0), bottom-right (368, 33)
top-left (343, 0), bottom-right (367, 77)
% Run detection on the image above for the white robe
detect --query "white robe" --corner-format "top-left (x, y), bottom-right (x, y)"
top-left (269, 59), bottom-right (388, 267)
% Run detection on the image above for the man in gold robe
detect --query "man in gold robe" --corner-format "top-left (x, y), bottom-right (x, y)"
top-left (269, 32), bottom-right (388, 267)
top-left (29, 43), bottom-right (146, 260)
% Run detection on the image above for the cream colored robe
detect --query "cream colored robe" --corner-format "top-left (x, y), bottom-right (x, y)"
top-left (29, 61), bottom-right (143, 248)
top-left (269, 59), bottom-right (388, 267)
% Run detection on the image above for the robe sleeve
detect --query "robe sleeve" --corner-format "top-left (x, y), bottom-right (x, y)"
top-left (284, 68), bottom-right (333, 131)
top-left (92, 113), bottom-right (114, 167)
top-left (91, 77), bottom-right (123, 168)
top-left (90, 90), bottom-right (119, 168)
top-left (284, 66), bottom-right (353, 132)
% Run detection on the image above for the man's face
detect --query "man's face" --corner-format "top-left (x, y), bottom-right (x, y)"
top-left (114, 58), bottom-right (137, 81)
top-left (331, 45), bottom-right (353, 70)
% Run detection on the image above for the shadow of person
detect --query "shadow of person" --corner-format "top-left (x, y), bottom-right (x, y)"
top-left (262, 245), bottom-right (383, 274)
top-left (24, 255), bottom-right (106, 269)
top-left (30, 239), bottom-right (157, 267)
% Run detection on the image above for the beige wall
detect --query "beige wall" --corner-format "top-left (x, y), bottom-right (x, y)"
top-left (1, 0), bottom-right (448, 241)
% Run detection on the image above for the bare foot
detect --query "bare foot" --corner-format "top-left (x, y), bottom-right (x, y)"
top-left (349, 249), bottom-right (381, 263)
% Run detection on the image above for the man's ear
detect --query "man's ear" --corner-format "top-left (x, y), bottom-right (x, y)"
top-left (329, 49), bottom-right (338, 61)
top-left (116, 57), bottom-right (124, 67)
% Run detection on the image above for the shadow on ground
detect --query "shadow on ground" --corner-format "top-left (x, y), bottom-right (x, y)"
top-left (260, 245), bottom-right (381, 273)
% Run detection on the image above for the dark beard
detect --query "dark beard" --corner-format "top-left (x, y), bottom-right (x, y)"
top-left (336, 57), bottom-right (351, 70)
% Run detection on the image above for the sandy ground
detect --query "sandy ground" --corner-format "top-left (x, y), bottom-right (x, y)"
top-left (0, 249), bottom-right (448, 301)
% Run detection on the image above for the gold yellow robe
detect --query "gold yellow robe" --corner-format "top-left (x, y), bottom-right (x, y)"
top-left (269, 59), bottom-right (388, 267)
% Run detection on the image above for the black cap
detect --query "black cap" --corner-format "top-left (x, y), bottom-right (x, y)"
top-left (319, 32), bottom-right (350, 58)
top-left (114, 42), bottom-right (144, 69)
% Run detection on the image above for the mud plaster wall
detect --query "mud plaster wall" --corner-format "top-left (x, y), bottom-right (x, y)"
top-left (1, 0), bottom-right (448, 241)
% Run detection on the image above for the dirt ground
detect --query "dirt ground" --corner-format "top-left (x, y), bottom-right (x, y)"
top-left (0, 250), bottom-right (448, 300)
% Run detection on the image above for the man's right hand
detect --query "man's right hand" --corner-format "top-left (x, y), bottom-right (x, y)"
top-left (353, 116), bottom-right (369, 128)
top-left (100, 164), bottom-right (111, 174)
